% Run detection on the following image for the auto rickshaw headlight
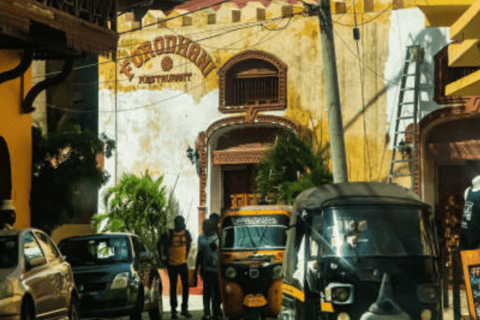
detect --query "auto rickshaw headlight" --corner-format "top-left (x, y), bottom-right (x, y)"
top-left (417, 284), bottom-right (438, 303)
top-left (332, 287), bottom-right (351, 302)
top-left (225, 266), bottom-right (237, 279)
top-left (326, 283), bottom-right (354, 304)
top-left (337, 312), bottom-right (350, 320)
top-left (421, 309), bottom-right (432, 320)
top-left (272, 265), bottom-right (282, 279)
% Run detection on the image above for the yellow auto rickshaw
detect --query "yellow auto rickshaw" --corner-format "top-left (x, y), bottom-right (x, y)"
top-left (219, 205), bottom-right (292, 320)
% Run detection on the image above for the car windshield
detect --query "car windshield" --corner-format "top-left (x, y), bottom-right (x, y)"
top-left (312, 205), bottom-right (435, 257)
top-left (59, 237), bottom-right (131, 266)
top-left (0, 236), bottom-right (17, 268)
top-left (221, 215), bottom-right (288, 251)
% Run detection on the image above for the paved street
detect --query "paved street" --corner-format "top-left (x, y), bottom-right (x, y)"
top-left (82, 288), bottom-right (472, 320)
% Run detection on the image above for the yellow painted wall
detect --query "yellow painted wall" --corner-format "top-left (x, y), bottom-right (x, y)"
top-left (0, 50), bottom-right (32, 228)
top-left (100, 0), bottom-right (434, 186)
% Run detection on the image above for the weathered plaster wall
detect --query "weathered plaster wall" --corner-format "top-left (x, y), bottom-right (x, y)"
top-left (99, 0), bottom-right (449, 238)
top-left (0, 50), bottom-right (32, 228)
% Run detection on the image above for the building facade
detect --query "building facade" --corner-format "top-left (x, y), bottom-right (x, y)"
top-left (0, 0), bottom-right (117, 228)
top-left (99, 0), bottom-right (460, 239)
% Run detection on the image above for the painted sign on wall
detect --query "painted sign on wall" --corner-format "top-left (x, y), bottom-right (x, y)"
top-left (120, 35), bottom-right (216, 81)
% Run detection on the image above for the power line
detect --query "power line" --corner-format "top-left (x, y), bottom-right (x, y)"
top-left (43, 14), bottom-right (296, 113)
top-left (333, 27), bottom-right (399, 86)
top-left (119, 0), bottom-right (232, 34)
top-left (55, 15), bottom-right (296, 86)
top-left (33, 14), bottom-right (295, 80)
top-left (332, 2), bottom-right (395, 27)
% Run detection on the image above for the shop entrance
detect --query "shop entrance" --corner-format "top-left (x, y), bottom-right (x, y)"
top-left (436, 162), bottom-right (480, 281)
top-left (222, 165), bottom-right (257, 210)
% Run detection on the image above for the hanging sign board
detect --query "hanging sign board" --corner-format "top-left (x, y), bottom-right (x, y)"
top-left (461, 249), bottom-right (480, 319)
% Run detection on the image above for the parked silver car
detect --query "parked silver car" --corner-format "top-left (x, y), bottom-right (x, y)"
top-left (0, 228), bottom-right (79, 320)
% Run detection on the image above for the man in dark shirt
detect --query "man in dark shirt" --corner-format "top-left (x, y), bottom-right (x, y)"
top-left (460, 177), bottom-right (480, 250)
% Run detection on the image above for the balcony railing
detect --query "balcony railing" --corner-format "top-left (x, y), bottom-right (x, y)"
top-left (0, 0), bottom-right (118, 56)
top-left (34, 0), bottom-right (116, 30)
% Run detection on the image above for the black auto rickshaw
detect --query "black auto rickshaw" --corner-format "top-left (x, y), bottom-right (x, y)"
top-left (219, 205), bottom-right (292, 320)
top-left (280, 182), bottom-right (441, 320)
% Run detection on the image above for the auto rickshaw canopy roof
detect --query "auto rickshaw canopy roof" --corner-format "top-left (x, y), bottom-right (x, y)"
top-left (293, 182), bottom-right (430, 214)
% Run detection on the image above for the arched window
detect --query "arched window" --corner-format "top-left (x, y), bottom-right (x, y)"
top-left (219, 50), bottom-right (287, 113)
top-left (0, 137), bottom-right (12, 199)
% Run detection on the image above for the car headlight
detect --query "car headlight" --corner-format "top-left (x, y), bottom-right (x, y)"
top-left (0, 280), bottom-right (14, 299)
top-left (418, 284), bottom-right (438, 303)
top-left (325, 283), bottom-right (354, 304)
top-left (225, 267), bottom-right (237, 279)
top-left (111, 272), bottom-right (129, 290)
top-left (272, 265), bottom-right (282, 279)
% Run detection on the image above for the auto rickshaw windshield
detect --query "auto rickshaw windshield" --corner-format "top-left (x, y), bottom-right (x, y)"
top-left (221, 215), bottom-right (288, 251)
top-left (311, 205), bottom-right (435, 257)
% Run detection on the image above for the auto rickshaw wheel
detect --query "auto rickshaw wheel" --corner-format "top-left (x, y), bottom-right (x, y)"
top-left (130, 288), bottom-right (144, 320)
top-left (244, 307), bottom-right (262, 320)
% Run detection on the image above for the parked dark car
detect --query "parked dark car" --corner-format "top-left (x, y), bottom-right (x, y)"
top-left (0, 228), bottom-right (79, 320)
top-left (58, 233), bottom-right (163, 320)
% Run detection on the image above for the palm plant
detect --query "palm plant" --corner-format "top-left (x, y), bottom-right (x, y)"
top-left (256, 131), bottom-right (333, 204)
top-left (92, 172), bottom-right (179, 266)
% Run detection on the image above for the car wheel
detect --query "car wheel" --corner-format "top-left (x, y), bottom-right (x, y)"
top-left (21, 299), bottom-right (35, 320)
top-left (69, 295), bottom-right (80, 320)
top-left (130, 289), bottom-right (144, 320)
top-left (148, 275), bottom-right (163, 320)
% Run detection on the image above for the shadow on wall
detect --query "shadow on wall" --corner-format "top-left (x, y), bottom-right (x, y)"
top-left (323, 27), bottom-right (447, 148)
top-left (409, 28), bottom-right (449, 119)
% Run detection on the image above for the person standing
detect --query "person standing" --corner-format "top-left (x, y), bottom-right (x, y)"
top-left (0, 199), bottom-right (16, 230)
top-left (195, 218), bottom-right (221, 320)
top-left (159, 216), bottom-right (192, 319)
top-left (209, 213), bottom-right (220, 232)
top-left (461, 176), bottom-right (480, 250)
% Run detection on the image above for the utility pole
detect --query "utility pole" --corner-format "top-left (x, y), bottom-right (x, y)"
top-left (306, 1), bottom-right (348, 183)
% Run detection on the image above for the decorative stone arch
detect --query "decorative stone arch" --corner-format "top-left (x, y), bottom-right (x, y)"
top-left (218, 50), bottom-right (287, 113)
top-left (415, 97), bottom-right (480, 202)
top-left (194, 115), bottom-right (298, 227)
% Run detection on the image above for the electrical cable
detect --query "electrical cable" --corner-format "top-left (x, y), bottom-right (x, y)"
top-left (33, 14), bottom-right (296, 80)
top-left (351, 1), bottom-right (372, 181)
top-left (377, 2), bottom-right (406, 181)
top-left (333, 27), bottom-right (399, 86)
top-left (119, 0), bottom-right (232, 34)
top-left (41, 14), bottom-right (296, 113)
top-left (333, 2), bottom-right (395, 27)
top-left (53, 15), bottom-right (296, 86)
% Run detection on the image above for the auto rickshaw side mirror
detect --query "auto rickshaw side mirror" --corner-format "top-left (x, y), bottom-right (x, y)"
top-left (306, 261), bottom-right (320, 292)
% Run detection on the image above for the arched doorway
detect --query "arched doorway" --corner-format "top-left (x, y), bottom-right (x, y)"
top-left (195, 115), bottom-right (298, 232)
top-left (417, 100), bottom-right (480, 280)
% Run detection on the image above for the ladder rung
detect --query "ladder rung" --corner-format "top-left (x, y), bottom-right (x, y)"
top-left (399, 102), bottom-right (414, 105)
top-left (393, 144), bottom-right (411, 149)
top-left (392, 159), bottom-right (411, 164)
top-left (395, 131), bottom-right (407, 134)
top-left (400, 87), bottom-right (416, 91)
top-left (397, 116), bottom-right (415, 120)
top-left (392, 174), bottom-right (412, 178)
top-left (402, 73), bottom-right (417, 77)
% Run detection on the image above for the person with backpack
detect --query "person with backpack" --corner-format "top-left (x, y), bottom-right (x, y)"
top-left (158, 216), bottom-right (192, 319)
top-left (194, 218), bottom-right (221, 320)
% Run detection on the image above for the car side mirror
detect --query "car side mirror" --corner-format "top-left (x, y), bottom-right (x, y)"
top-left (28, 256), bottom-right (47, 269)
top-left (139, 252), bottom-right (152, 261)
